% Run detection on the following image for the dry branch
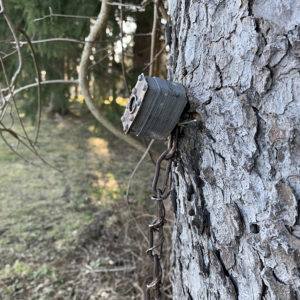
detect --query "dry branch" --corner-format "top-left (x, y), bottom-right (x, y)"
top-left (0, 0), bottom-right (22, 93)
top-left (2, 80), bottom-right (78, 101)
top-left (149, 1), bottom-right (158, 77)
top-left (126, 139), bottom-right (154, 202)
top-left (120, 0), bottom-right (130, 96)
top-left (16, 27), bottom-right (41, 143)
top-left (33, 1), bottom-right (145, 22)
top-left (79, 0), bottom-right (146, 153)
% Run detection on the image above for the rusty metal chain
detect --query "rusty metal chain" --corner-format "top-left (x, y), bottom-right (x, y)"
top-left (146, 133), bottom-right (177, 300)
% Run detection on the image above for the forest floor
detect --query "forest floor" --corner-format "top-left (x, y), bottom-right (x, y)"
top-left (0, 106), bottom-right (173, 299)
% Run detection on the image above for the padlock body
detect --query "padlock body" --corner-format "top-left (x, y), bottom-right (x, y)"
top-left (122, 75), bottom-right (186, 140)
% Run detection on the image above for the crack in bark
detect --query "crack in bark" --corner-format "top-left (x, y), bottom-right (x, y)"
top-left (250, 106), bottom-right (261, 173)
top-left (272, 270), bottom-right (287, 285)
top-left (187, 289), bottom-right (193, 300)
top-left (260, 280), bottom-right (268, 300)
top-left (214, 249), bottom-right (239, 298)
top-left (196, 243), bottom-right (209, 277)
top-left (170, 189), bottom-right (177, 216)
top-left (233, 202), bottom-right (246, 234)
top-left (214, 58), bottom-right (223, 91)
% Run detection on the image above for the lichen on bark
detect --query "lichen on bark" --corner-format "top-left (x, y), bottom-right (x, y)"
top-left (168, 0), bottom-right (300, 299)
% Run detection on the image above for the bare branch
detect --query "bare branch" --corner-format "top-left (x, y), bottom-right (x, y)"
top-left (4, 34), bottom-right (152, 47)
top-left (103, 1), bottom-right (145, 10)
top-left (149, 1), bottom-right (158, 76)
top-left (34, 12), bottom-right (98, 22)
top-left (134, 32), bottom-right (152, 36)
top-left (0, 0), bottom-right (22, 92)
top-left (120, 0), bottom-right (130, 96)
top-left (85, 265), bottom-right (136, 273)
top-left (16, 27), bottom-right (41, 143)
top-left (0, 121), bottom-right (61, 171)
top-left (126, 139), bottom-right (154, 203)
top-left (0, 55), bottom-right (56, 170)
top-left (157, 0), bottom-right (171, 24)
top-left (1, 80), bottom-right (78, 101)
top-left (79, 0), bottom-right (146, 153)
top-left (33, 2), bottom-right (145, 22)
top-left (88, 52), bottom-right (110, 69)
top-left (15, 37), bottom-right (86, 45)
top-left (2, 49), bottom-right (17, 59)
top-left (0, 129), bottom-right (31, 164)
top-left (143, 44), bottom-right (166, 72)
top-left (0, 101), bottom-right (8, 122)
top-left (140, 0), bottom-right (152, 9)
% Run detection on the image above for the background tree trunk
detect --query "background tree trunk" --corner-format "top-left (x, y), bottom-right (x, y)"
top-left (168, 1), bottom-right (300, 299)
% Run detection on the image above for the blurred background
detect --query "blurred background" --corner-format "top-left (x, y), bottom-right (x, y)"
top-left (0, 0), bottom-right (172, 298)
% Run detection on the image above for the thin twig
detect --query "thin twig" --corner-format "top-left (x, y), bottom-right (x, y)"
top-left (0, 0), bottom-right (22, 93)
top-left (34, 12), bottom-right (98, 22)
top-left (3, 34), bottom-right (152, 46)
top-left (142, 137), bottom-right (157, 166)
top-left (133, 282), bottom-right (144, 300)
top-left (0, 55), bottom-right (32, 147)
top-left (0, 59), bottom-right (61, 171)
top-left (149, 0), bottom-right (158, 76)
top-left (120, 0), bottom-right (130, 96)
top-left (157, 0), bottom-right (171, 23)
top-left (12, 37), bottom-right (86, 45)
top-left (134, 32), bottom-right (152, 36)
top-left (2, 49), bottom-right (17, 59)
top-left (6, 38), bottom-right (118, 45)
top-left (34, 2), bottom-right (145, 22)
top-left (16, 27), bottom-right (41, 143)
top-left (178, 119), bottom-right (197, 126)
top-left (85, 265), bottom-right (136, 273)
top-left (143, 44), bottom-right (166, 71)
top-left (2, 79), bottom-right (78, 99)
top-left (1, 124), bottom-right (62, 171)
top-left (126, 139), bottom-right (154, 202)
top-left (0, 129), bottom-right (30, 164)
top-left (88, 52), bottom-right (110, 69)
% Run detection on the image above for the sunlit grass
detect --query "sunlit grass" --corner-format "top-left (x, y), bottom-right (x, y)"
top-left (0, 106), bottom-right (155, 298)
top-left (69, 94), bottom-right (128, 107)
top-left (88, 137), bottom-right (110, 157)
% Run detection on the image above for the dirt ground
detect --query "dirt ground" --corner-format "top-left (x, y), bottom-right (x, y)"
top-left (0, 108), bottom-right (173, 299)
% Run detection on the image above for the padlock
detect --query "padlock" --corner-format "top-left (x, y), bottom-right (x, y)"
top-left (121, 74), bottom-right (187, 140)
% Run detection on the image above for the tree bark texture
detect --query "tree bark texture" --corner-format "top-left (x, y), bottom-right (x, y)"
top-left (168, 1), bottom-right (300, 299)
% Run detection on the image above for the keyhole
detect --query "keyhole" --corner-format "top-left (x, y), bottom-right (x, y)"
top-left (129, 95), bottom-right (137, 113)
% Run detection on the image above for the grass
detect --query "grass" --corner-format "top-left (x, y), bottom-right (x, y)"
top-left (0, 105), bottom-right (167, 299)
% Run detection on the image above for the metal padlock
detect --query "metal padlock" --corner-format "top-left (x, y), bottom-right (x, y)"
top-left (121, 74), bottom-right (187, 140)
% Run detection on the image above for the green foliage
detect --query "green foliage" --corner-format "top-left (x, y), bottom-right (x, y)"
top-left (1, 1), bottom-right (99, 116)
top-left (0, 1), bottom-right (155, 123)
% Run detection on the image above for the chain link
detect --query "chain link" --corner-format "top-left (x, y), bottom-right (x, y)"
top-left (146, 133), bottom-right (177, 300)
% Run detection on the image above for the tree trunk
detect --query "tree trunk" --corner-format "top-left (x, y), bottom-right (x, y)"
top-left (168, 1), bottom-right (300, 299)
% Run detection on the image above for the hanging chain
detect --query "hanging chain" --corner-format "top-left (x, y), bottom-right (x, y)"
top-left (146, 133), bottom-right (177, 300)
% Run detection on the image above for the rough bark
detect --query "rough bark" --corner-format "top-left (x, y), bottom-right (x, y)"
top-left (168, 1), bottom-right (300, 299)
